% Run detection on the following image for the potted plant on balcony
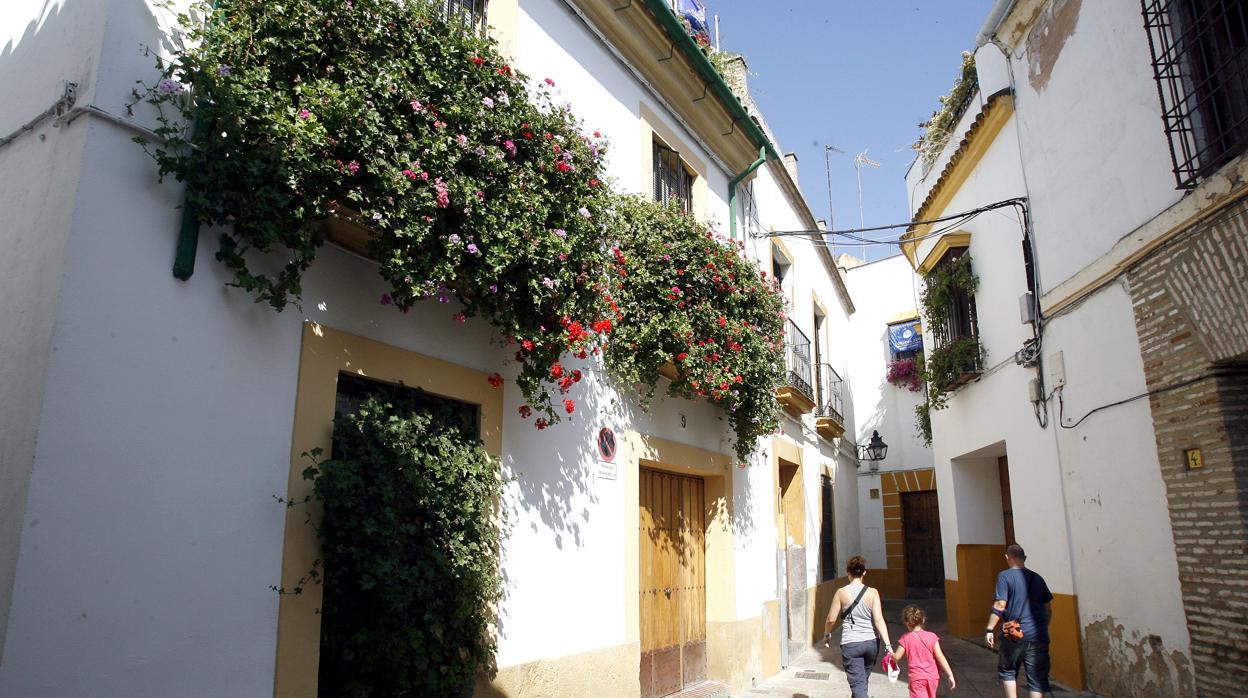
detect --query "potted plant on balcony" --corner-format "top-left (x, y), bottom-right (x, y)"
top-left (886, 356), bottom-right (924, 392)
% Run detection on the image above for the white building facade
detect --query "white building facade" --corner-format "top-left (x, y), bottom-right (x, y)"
top-left (0, 1), bottom-right (861, 696)
top-left (903, 1), bottom-right (1248, 695)
top-left (842, 253), bottom-right (937, 601)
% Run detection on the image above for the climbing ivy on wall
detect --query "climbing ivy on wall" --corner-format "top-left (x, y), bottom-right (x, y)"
top-left (914, 253), bottom-right (983, 445)
top-left (303, 392), bottom-right (504, 697)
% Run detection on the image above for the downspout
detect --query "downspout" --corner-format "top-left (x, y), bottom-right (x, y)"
top-left (729, 146), bottom-right (766, 240)
top-left (975, 0), bottom-right (1017, 47)
top-left (172, 0), bottom-right (219, 281)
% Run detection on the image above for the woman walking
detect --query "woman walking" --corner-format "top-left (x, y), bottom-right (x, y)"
top-left (823, 555), bottom-right (894, 698)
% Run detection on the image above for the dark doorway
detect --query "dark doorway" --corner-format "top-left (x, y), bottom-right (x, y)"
top-left (902, 491), bottom-right (945, 591)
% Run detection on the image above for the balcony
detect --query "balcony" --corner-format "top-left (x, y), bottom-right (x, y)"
top-left (776, 319), bottom-right (815, 416)
top-left (814, 363), bottom-right (845, 440)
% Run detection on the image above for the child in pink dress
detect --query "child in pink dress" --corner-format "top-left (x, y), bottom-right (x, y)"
top-left (891, 605), bottom-right (956, 698)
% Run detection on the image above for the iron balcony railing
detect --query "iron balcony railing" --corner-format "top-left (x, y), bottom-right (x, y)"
top-left (814, 363), bottom-right (844, 424)
top-left (783, 319), bottom-right (814, 402)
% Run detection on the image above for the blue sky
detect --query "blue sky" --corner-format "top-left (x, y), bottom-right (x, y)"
top-left (709, 1), bottom-right (994, 261)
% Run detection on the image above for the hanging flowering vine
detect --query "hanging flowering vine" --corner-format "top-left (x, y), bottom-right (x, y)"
top-left (604, 196), bottom-right (786, 461)
top-left (136, 0), bottom-right (613, 423)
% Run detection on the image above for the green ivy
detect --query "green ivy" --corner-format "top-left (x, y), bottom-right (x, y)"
top-left (302, 393), bottom-right (504, 697)
top-left (915, 253), bottom-right (983, 445)
top-left (915, 400), bottom-right (932, 447)
top-left (604, 196), bottom-right (786, 461)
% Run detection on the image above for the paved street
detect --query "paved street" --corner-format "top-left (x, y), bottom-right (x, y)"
top-left (735, 597), bottom-right (1100, 698)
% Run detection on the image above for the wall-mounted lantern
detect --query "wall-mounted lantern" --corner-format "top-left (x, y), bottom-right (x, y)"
top-left (857, 430), bottom-right (888, 464)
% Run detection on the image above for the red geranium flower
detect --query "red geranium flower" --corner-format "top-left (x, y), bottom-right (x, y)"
top-left (472, 56), bottom-right (485, 66)
top-left (519, 405), bottom-right (532, 418)
top-left (550, 363), bottom-right (564, 378)
top-left (564, 399), bottom-right (576, 414)
top-left (487, 372), bottom-right (504, 388)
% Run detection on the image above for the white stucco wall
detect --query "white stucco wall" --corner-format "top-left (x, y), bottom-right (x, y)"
top-left (0, 0), bottom-right (855, 693)
top-left (1006, 0), bottom-right (1180, 289)
top-left (843, 254), bottom-right (934, 571)
top-left (0, 0), bottom-right (113, 666)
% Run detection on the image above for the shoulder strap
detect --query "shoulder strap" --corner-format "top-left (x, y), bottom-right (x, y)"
top-left (840, 585), bottom-right (869, 624)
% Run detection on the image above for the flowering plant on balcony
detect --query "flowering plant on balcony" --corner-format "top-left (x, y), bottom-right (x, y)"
top-left (886, 357), bottom-right (924, 392)
top-left (604, 196), bottom-right (786, 461)
top-left (135, 0), bottom-right (614, 426)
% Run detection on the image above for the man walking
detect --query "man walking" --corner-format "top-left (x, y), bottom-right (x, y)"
top-left (984, 544), bottom-right (1053, 698)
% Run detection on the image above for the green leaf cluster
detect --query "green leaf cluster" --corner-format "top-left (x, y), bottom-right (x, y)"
top-left (136, 0), bottom-right (789, 450)
top-left (303, 393), bottom-right (504, 697)
top-left (914, 252), bottom-right (983, 446)
top-left (603, 196), bottom-right (786, 461)
top-left (137, 0), bottom-right (612, 423)
top-left (913, 51), bottom-right (978, 166)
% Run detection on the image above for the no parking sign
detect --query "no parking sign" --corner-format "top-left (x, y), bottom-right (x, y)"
top-left (596, 427), bottom-right (618, 480)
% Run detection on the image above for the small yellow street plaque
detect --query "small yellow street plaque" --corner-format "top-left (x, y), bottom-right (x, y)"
top-left (1184, 448), bottom-right (1203, 471)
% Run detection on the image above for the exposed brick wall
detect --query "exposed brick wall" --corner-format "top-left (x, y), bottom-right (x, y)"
top-left (1127, 199), bottom-right (1248, 697)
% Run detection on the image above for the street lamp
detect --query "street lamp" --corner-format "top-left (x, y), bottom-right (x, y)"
top-left (857, 430), bottom-right (888, 463)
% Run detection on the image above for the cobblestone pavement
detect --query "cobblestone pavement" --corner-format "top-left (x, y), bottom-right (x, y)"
top-left (734, 596), bottom-right (1100, 698)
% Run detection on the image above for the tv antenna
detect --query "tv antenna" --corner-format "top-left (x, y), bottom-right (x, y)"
top-left (853, 148), bottom-right (881, 258)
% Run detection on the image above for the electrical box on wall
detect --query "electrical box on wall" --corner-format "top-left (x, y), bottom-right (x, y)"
top-left (1019, 292), bottom-right (1036, 324)
top-left (1048, 351), bottom-right (1066, 388)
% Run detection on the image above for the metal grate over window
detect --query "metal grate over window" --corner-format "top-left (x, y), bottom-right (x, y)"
top-left (440, 0), bottom-right (488, 34)
top-left (1142, 0), bottom-right (1248, 189)
top-left (653, 141), bottom-right (694, 213)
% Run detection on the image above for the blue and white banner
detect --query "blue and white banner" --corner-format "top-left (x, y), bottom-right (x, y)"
top-left (888, 321), bottom-right (922, 353)
top-left (678, 0), bottom-right (708, 36)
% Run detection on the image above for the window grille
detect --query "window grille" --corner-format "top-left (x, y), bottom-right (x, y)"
top-left (440, 0), bottom-right (488, 34)
top-left (1142, 0), bottom-right (1248, 189)
top-left (653, 141), bottom-right (694, 213)
top-left (740, 181), bottom-right (762, 237)
top-left (931, 247), bottom-right (980, 370)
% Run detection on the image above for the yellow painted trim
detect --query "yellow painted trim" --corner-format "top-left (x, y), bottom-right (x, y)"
top-left (887, 309), bottom-right (920, 324)
top-left (275, 323), bottom-right (504, 698)
top-left (640, 103), bottom-right (709, 221)
top-left (1049, 593), bottom-right (1086, 690)
top-left (812, 292), bottom-right (829, 319)
top-left (776, 386), bottom-right (815, 416)
top-left (485, 0), bottom-right (519, 60)
top-left (564, 0), bottom-right (763, 172)
top-left (772, 436), bottom-right (803, 467)
top-left (901, 95), bottom-right (1015, 268)
top-left (475, 641), bottom-right (639, 698)
top-left (917, 231), bottom-right (972, 275)
top-left (771, 437), bottom-right (804, 553)
top-left (814, 416), bottom-right (845, 440)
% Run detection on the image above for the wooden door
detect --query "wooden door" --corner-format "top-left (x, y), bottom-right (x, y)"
top-left (902, 491), bottom-right (945, 589)
top-left (998, 456), bottom-right (1016, 545)
top-left (640, 469), bottom-right (706, 698)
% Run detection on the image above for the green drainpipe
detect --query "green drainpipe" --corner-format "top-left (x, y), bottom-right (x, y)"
top-left (637, 0), bottom-right (779, 239)
top-left (729, 146), bottom-right (767, 241)
top-left (172, 0), bottom-right (218, 281)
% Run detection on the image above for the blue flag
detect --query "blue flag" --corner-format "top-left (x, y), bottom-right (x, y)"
top-left (678, 0), bottom-right (708, 36)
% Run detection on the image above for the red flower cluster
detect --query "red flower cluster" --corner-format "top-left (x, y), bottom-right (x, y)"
top-left (487, 372), bottom-right (504, 388)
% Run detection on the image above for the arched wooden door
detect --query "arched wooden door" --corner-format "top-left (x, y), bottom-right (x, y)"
top-left (639, 468), bottom-right (706, 698)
